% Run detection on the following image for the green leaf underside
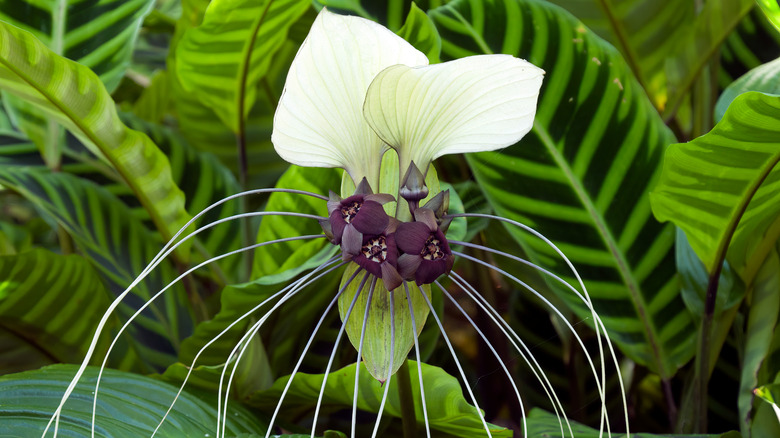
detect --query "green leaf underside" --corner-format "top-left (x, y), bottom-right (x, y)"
top-left (0, 364), bottom-right (265, 437)
top-left (432, 0), bottom-right (691, 377)
top-left (0, 249), bottom-right (140, 371)
top-left (176, 0), bottom-right (310, 132)
top-left (0, 168), bottom-right (192, 370)
top-left (250, 361), bottom-right (511, 437)
top-left (652, 92), bottom-right (780, 284)
top-left (0, 22), bottom-right (192, 252)
top-left (337, 264), bottom-right (431, 381)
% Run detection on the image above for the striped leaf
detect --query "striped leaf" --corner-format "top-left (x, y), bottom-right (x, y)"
top-left (716, 56), bottom-right (780, 122)
top-left (0, 168), bottom-right (193, 370)
top-left (0, 249), bottom-right (142, 372)
top-left (719, 7), bottom-right (780, 91)
top-left (315, 0), bottom-right (414, 30)
top-left (651, 92), bottom-right (780, 283)
top-left (547, 0), bottom-right (695, 108)
top-left (397, 2), bottom-right (441, 63)
top-left (431, 0), bottom-right (693, 377)
top-left (175, 0), bottom-right (310, 132)
top-left (0, 22), bottom-right (192, 254)
top-left (663, 0), bottom-right (754, 118)
top-left (0, 0), bottom-right (154, 167)
top-left (0, 364), bottom-right (266, 437)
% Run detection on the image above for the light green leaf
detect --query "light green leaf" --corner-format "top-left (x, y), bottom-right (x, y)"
top-left (397, 2), bottom-right (441, 63)
top-left (0, 364), bottom-right (265, 437)
top-left (0, 21), bottom-right (192, 255)
top-left (250, 361), bottom-right (511, 437)
top-left (651, 92), bottom-right (780, 284)
top-left (755, 383), bottom-right (780, 427)
top-left (757, 0), bottom-right (780, 32)
top-left (715, 56), bottom-right (780, 123)
top-left (337, 265), bottom-right (430, 380)
top-left (433, 0), bottom-right (692, 378)
top-left (176, 0), bottom-right (310, 132)
top-left (739, 249), bottom-right (780, 437)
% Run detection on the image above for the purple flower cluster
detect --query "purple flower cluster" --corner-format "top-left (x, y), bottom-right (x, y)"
top-left (322, 178), bottom-right (453, 290)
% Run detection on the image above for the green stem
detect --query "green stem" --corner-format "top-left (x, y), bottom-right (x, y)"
top-left (397, 359), bottom-right (417, 438)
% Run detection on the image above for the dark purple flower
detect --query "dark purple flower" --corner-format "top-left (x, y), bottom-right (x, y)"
top-left (325, 183), bottom-right (394, 255)
top-left (396, 208), bottom-right (454, 285)
top-left (347, 219), bottom-right (403, 291)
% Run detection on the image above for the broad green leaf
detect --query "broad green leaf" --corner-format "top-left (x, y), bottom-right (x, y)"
top-left (739, 249), bottom-right (780, 437)
top-left (250, 361), bottom-right (511, 437)
top-left (337, 264), bottom-right (430, 380)
top-left (757, 0), bottom-right (780, 31)
top-left (433, 0), bottom-right (692, 378)
top-left (524, 407), bottom-right (739, 437)
top-left (0, 168), bottom-right (193, 370)
top-left (546, 0), bottom-right (694, 109)
top-left (175, 0), bottom-right (310, 132)
top-left (315, 0), bottom-right (413, 30)
top-left (664, 0), bottom-right (754, 118)
top-left (0, 249), bottom-right (137, 370)
top-left (253, 166), bottom-right (341, 279)
top-left (397, 2), bottom-right (441, 63)
top-left (0, 22), bottom-right (192, 254)
top-left (0, 364), bottom-right (265, 437)
top-left (651, 92), bottom-right (780, 284)
top-left (715, 56), bottom-right (780, 122)
top-left (0, 0), bottom-right (154, 167)
top-left (755, 383), bottom-right (780, 426)
top-left (719, 7), bottom-right (780, 91)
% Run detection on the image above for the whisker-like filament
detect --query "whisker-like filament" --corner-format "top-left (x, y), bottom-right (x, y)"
top-left (154, 255), bottom-right (344, 436)
top-left (434, 280), bottom-right (529, 437)
top-left (352, 277), bottom-right (377, 438)
top-left (447, 213), bottom-right (629, 434)
top-left (218, 258), bottom-right (351, 438)
top-left (448, 271), bottom-right (571, 438)
top-left (417, 283), bottom-right (492, 437)
top-left (311, 270), bottom-right (371, 437)
top-left (370, 289), bottom-right (395, 438)
top-left (44, 187), bottom-right (327, 438)
top-left (264, 266), bottom-right (364, 436)
top-left (403, 282), bottom-right (431, 438)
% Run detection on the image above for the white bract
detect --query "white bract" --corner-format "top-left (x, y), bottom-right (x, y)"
top-left (272, 8), bottom-right (544, 186)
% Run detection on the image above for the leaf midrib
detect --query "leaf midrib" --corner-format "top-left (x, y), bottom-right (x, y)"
top-left (533, 119), bottom-right (667, 376)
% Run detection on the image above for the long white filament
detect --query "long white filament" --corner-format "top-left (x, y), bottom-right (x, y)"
top-left (449, 271), bottom-right (572, 438)
top-left (46, 188), bottom-right (328, 438)
top-left (310, 271), bottom-right (371, 437)
top-left (448, 213), bottom-right (629, 435)
top-left (263, 267), bottom-right (363, 436)
top-left (352, 277), bottom-right (377, 438)
top-left (434, 280), bottom-right (529, 437)
top-left (403, 282), bottom-right (430, 438)
top-left (153, 256), bottom-right (344, 436)
top-left (417, 283), bottom-right (493, 437)
top-left (370, 289), bottom-right (395, 438)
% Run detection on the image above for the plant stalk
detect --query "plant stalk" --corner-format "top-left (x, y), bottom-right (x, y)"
top-left (397, 359), bottom-right (417, 438)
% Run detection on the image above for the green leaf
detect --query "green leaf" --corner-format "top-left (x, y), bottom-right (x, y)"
top-left (0, 250), bottom-right (122, 367)
top-left (755, 383), bottom-right (780, 426)
top-left (0, 364), bottom-right (265, 437)
top-left (664, 0), bottom-right (755, 118)
top-left (397, 2), bottom-right (441, 63)
top-left (337, 265), bottom-right (430, 381)
top-left (175, 0), bottom-right (310, 132)
top-left (757, 0), bottom-right (780, 32)
top-left (546, 0), bottom-right (695, 108)
top-left (651, 92), bottom-right (780, 284)
top-left (0, 22), bottom-right (192, 254)
top-left (0, 168), bottom-right (193, 370)
top-left (253, 166), bottom-right (341, 280)
top-left (739, 249), bottom-right (780, 437)
top-left (250, 361), bottom-right (511, 437)
top-left (315, 0), bottom-right (413, 30)
top-left (715, 56), bottom-right (780, 123)
top-left (433, 0), bottom-right (693, 378)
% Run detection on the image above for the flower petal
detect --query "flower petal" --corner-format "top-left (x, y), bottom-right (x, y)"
top-left (352, 200), bottom-right (390, 235)
top-left (396, 221), bottom-right (430, 254)
top-left (363, 54), bottom-right (544, 173)
top-left (272, 8), bottom-right (428, 186)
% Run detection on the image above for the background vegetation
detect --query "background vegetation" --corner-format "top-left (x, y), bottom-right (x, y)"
top-left (1, 0), bottom-right (780, 436)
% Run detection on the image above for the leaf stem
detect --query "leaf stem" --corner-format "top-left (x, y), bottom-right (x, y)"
top-left (397, 359), bottom-right (417, 438)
